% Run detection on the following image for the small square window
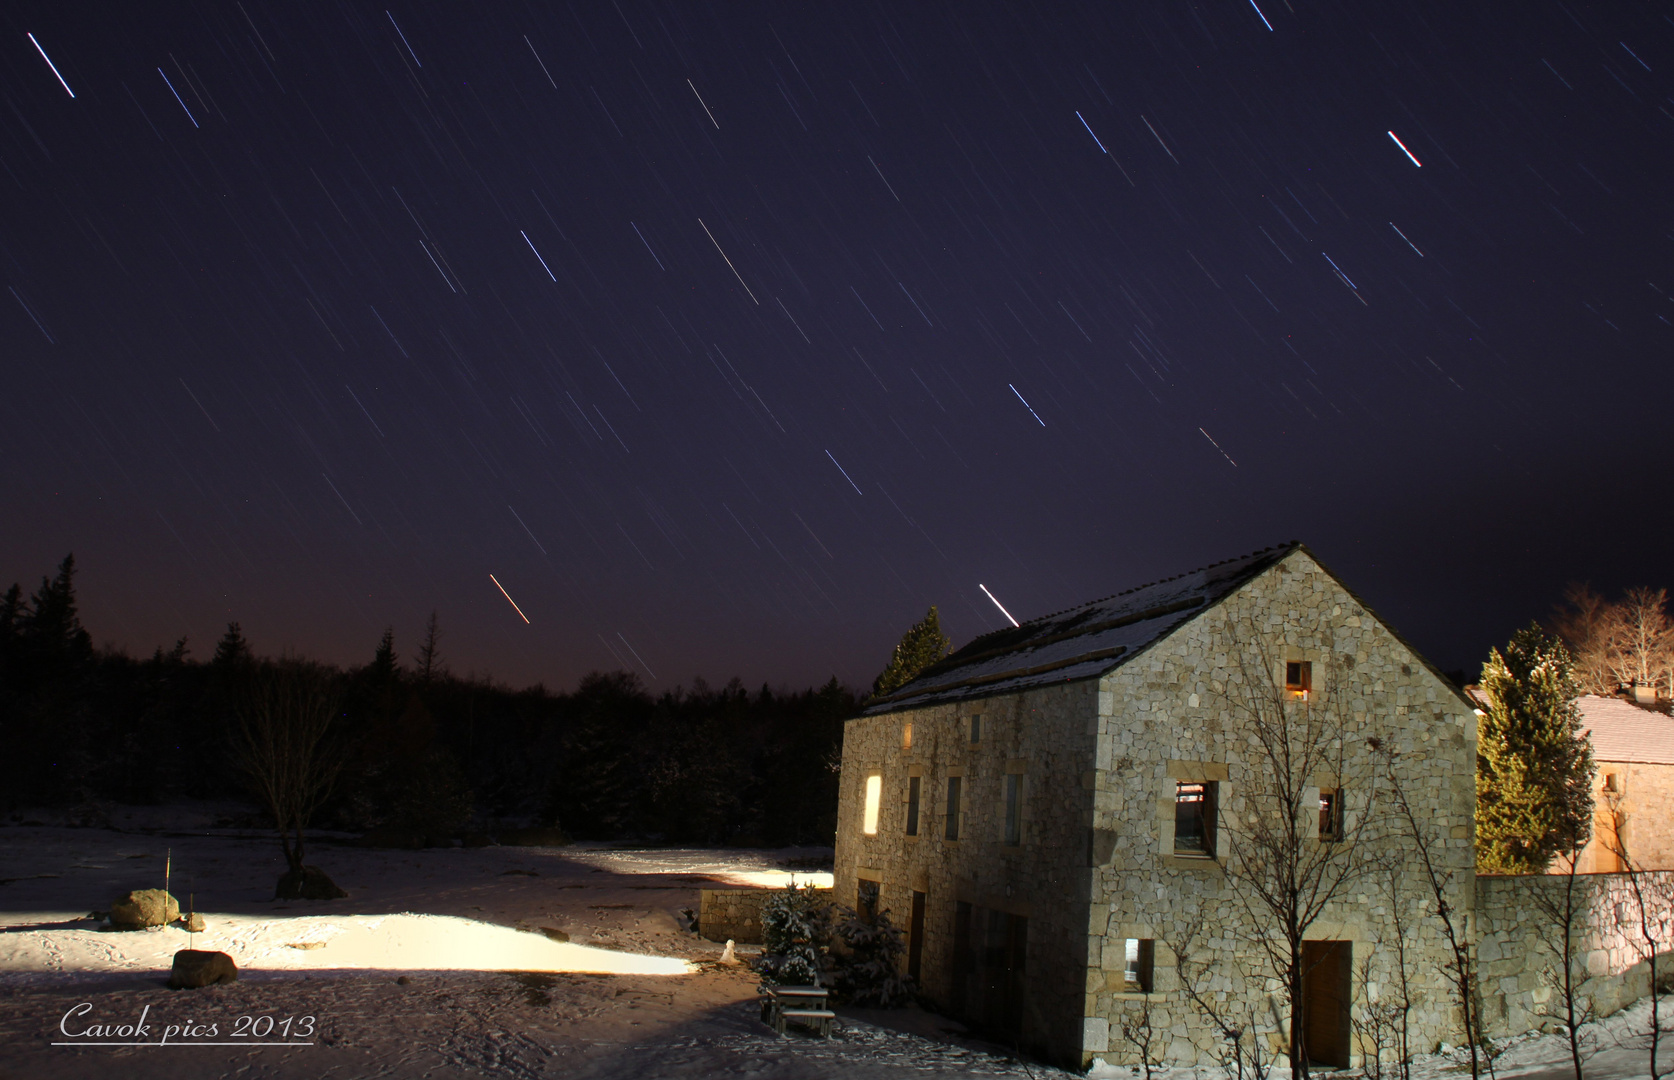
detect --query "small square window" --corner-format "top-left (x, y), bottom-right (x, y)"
top-left (1003, 774), bottom-right (1023, 846)
top-left (1124, 938), bottom-right (1155, 993)
top-left (1604, 773), bottom-right (1618, 793)
top-left (945, 776), bottom-right (963, 841)
top-left (1318, 788), bottom-right (1343, 841)
top-left (862, 774), bottom-right (882, 836)
top-left (906, 775), bottom-right (921, 836)
top-left (1174, 781), bottom-right (1217, 855)
top-left (969, 715), bottom-right (982, 743)
top-left (1286, 661), bottom-right (1312, 696)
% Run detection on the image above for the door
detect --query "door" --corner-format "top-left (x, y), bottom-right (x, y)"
top-left (1301, 940), bottom-right (1352, 1068)
top-left (907, 891), bottom-right (927, 982)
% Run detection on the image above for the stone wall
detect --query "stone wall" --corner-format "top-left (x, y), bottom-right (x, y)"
top-left (697, 887), bottom-right (830, 944)
top-left (833, 679), bottom-right (1100, 1064)
top-left (1476, 871), bottom-right (1674, 1035)
top-left (1083, 550), bottom-right (1480, 1070)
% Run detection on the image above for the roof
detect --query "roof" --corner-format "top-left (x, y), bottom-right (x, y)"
top-left (863, 543), bottom-right (1301, 715)
top-left (1579, 694), bottom-right (1674, 765)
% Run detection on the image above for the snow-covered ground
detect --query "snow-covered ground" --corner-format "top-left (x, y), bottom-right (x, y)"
top-left (0, 805), bottom-right (1056, 1078)
top-left (4, 804), bottom-right (1672, 1079)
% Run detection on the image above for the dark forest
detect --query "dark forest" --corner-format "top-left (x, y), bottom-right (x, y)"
top-left (0, 556), bottom-right (854, 846)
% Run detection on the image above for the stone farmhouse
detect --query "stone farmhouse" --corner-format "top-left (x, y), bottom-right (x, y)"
top-left (1574, 693), bottom-right (1674, 873)
top-left (833, 542), bottom-right (1484, 1069)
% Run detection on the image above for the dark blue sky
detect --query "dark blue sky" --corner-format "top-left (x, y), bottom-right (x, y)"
top-left (2, 0), bottom-right (1670, 690)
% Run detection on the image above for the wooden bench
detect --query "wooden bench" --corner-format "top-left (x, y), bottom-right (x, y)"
top-left (775, 1007), bottom-right (835, 1038)
top-left (759, 984), bottom-right (834, 1038)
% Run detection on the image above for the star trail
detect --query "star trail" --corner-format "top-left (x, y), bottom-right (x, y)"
top-left (1, 1), bottom-right (1671, 689)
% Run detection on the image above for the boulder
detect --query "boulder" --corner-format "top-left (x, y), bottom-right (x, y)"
top-left (274, 866), bottom-right (348, 900)
top-left (169, 949), bottom-right (237, 989)
top-left (178, 912), bottom-right (206, 933)
top-left (538, 926), bottom-right (570, 943)
top-left (110, 889), bottom-right (180, 929)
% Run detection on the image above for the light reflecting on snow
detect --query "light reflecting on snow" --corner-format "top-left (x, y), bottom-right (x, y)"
top-left (0, 911), bottom-right (692, 981)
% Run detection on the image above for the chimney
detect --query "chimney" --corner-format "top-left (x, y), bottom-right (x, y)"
top-left (1634, 685), bottom-right (1659, 706)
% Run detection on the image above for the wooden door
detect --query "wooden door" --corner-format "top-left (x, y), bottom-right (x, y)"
top-left (1301, 940), bottom-right (1352, 1068)
top-left (907, 891), bottom-right (927, 982)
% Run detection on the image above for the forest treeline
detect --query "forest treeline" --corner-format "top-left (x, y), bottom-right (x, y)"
top-left (0, 556), bottom-right (856, 846)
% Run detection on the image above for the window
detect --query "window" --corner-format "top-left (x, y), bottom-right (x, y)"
top-left (1174, 781), bottom-right (1217, 855)
top-left (862, 774), bottom-right (882, 835)
top-left (903, 722), bottom-right (913, 750)
top-left (906, 775), bottom-right (921, 836)
top-left (1003, 773), bottom-right (1023, 846)
top-left (858, 878), bottom-right (880, 920)
top-left (970, 714), bottom-right (982, 743)
top-left (945, 776), bottom-right (963, 840)
top-left (1318, 788), bottom-right (1343, 841)
top-left (1604, 773), bottom-right (1618, 793)
top-left (1286, 661), bottom-right (1312, 697)
top-left (1124, 938), bottom-right (1155, 993)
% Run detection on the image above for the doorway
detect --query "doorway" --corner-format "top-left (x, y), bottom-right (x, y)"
top-left (907, 891), bottom-right (927, 982)
top-left (1301, 940), bottom-right (1352, 1068)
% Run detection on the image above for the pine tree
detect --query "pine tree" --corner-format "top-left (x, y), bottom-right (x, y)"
top-left (1476, 625), bottom-right (1594, 874)
top-left (870, 606), bottom-right (951, 698)
top-left (213, 622), bottom-right (250, 667)
top-left (370, 627), bottom-right (398, 681)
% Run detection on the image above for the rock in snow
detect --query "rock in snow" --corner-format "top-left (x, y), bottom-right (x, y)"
top-left (109, 889), bottom-right (180, 929)
top-left (169, 949), bottom-right (238, 989)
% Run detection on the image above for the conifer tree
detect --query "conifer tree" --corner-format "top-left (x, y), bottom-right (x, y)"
top-left (213, 622), bottom-right (250, 667)
top-left (870, 606), bottom-right (951, 698)
top-left (1476, 625), bottom-right (1594, 874)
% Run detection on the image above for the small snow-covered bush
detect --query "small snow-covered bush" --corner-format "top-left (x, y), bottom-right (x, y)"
top-left (754, 882), bottom-right (834, 988)
top-left (832, 904), bottom-right (914, 1007)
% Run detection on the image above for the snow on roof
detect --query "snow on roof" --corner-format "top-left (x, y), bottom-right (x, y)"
top-left (1580, 694), bottom-right (1674, 765)
top-left (863, 543), bottom-right (1300, 715)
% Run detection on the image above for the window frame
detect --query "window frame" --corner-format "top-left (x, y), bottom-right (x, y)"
top-left (1002, 772), bottom-right (1023, 847)
top-left (1173, 780), bottom-right (1217, 856)
top-left (1286, 660), bottom-right (1313, 698)
top-left (945, 775), bottom-right (963, 841)
top-left (1123, 938), bottom-right (1156, 993)
top-left (1318, 787), bottom-right (1343, 842)
top-left (862, 773), bottom-right (882, 836)
top-left (905, 774), bottom-right (921, 837)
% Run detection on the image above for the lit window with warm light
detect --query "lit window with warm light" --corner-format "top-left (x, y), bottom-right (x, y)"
top-left (1286, 661), bottom-right (1312, 698)
top-left (862, 774), bottom-right (882, 835)
top-left (903, 722), bottom-right (913, 750)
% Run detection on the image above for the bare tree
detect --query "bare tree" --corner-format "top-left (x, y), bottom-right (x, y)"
top-left (1379, 744), bottom-right (1488, 1080)
top-left (1553, 586), bottom-right (1674, 699)
top-left (415, 610), bottom-right (444, 686)
top-left (1553, 585), bottom-right (1618, 698)
top-left (1605, 589), bottom-right (1674, 700)
top-left (1364, 851), bottom-right (1418, 1080)
top-left (1165, 922), bottom-right (1277, 1080)
top-left (1352, 951), bottom-right (1407, 1080)
top-left (1601, 783), bottom-right (1674, 1080)
top-left (1529, 833), bottom-right (1599, 1080)
top-left (1117, 997), bottom-right (1162, 1080)
top-left (231, 659), bottom-right (349, 899)
top-left (1220, 640), bottom-right (1381, 1080)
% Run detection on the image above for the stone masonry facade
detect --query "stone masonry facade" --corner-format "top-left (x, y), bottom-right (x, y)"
top-left (1476, 871), bottom-right (1674, 1034)
top-left (836, 547), bottom-right (1486, 1070)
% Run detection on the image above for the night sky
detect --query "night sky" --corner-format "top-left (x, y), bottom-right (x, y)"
top-left (2, 1), bottom-right (1671, 691)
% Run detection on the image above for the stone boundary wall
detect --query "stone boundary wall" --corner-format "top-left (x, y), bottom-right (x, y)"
top-left (698, 887), bottom-right (830, 944)
top-left (1477, 871), bottom-right (1674, 1036)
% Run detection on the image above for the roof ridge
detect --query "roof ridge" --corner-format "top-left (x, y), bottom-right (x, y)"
top-left (1016, 541), bottom-right (1300, 627)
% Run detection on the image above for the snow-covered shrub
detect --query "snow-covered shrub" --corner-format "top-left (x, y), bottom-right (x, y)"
top-left (832, 904), bottom-right (914, 1007)
top-left (754, 882), bottom-right (834, 987)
